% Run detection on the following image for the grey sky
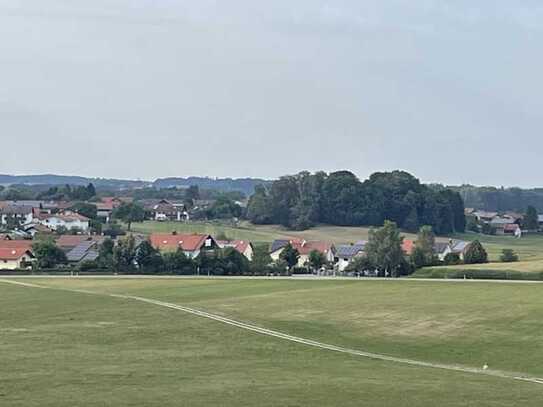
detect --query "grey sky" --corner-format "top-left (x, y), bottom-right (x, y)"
top-left (1, 1), bottom-right (542, 186)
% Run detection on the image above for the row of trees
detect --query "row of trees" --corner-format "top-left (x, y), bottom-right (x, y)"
top-left (454, 185), bottom-right (543, 213)
top-left (30, 237), bottom-right (290, 276)
top-left (345, 223), bottom-right (490, 277)
top-left (247, 171), bottom-right (466, 234)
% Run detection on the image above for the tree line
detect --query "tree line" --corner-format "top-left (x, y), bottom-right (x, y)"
top-left (452, 185), bottom-right (543, 212)
top-left (30, 237), bottom-right (288, 276)
top-left (247, 170), bottom-right (466, 234)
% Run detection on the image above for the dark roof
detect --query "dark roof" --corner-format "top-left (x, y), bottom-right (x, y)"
top-left (66, 240), bottom-right (98, 262)
top-left (336, 243), bottom-right (366, 258)
top-left (433, 242), bottom-right (449, 254)
top-left (270, 239), bottom-right (290, 253)
top-left (0, 205), bottom-right (34, 215)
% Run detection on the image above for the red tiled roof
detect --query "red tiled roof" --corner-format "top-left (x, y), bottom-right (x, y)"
top-left (402, 239), bottom-right (415, 255)
top-left (96, 202), bottom-right (114, 211)
top-left (150, 233), bottom-right (214, 252)
top-left (218, 240), bottom-right (252, 254)
top-left (273, 239), bottom-right (334, 256)
top-left (0, 247), bottom-right (33, 260)
top-left (0, 240), bottom-right (33, 251)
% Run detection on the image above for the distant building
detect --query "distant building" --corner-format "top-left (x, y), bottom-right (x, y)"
top-left (141, 199), bottom-right (189, 222)
top-left (0, 248), bottom-right (35, 270)
top-left (334, 241), bottom-right (366, 271)
top-left (269, 239), bottom-right (336, 268)
top-left (66, 240), bottom-right (100, 264)
top-left (150, 233), bottom-right (217, 258)
top-left (37, 211), bottom-right (90, 232)
top-left (434, 240), bottom-right (471, 261)
top-left (0, 205), bottom-right (35, 226)
top-left (217, 240), bottom-right (254, 260)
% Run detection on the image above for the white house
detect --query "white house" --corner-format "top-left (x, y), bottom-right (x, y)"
top-left (217, 240), bottom-right (254, 260)
top-left (334, 242), bottom-right (366, 272)
top-left (434, 240), bottom-right (471, 261)
top-left (37, 212), bottom-right (90, 232)
top-left (150, 233), bottom-right (218, 258)
top-left (0, 248), bottom-right (35, 270)
top-left (0, 205), bottom-right (35, 227)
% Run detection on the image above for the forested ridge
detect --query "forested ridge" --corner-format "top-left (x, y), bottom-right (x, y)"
top-left (247, 170), bottom-right (465, 235)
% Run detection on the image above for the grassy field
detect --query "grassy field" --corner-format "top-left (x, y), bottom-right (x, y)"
top-left (452, 232), bottom-right (543, 261)
top-left (130, 221), bottom-right (419, 244)
top-left (1, 277), bottom-right (543, 406)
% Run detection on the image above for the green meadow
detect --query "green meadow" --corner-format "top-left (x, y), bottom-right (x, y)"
top-left (1, 277), bottom-right (542, 406)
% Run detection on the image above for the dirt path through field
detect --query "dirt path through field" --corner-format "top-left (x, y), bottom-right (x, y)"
top-left (2, 278), bottom-right (542, 386)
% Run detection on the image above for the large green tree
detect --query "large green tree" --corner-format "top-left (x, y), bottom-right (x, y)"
top-left (113, 203), bottom-right (145, 231)
top-left (279, 243), bottom-right (300, 270)
top-left (308, 250), bottom-right (326, 272)
top-left (32, 240), bottom-right (67, 269)
top-left (365, 221), bottom-right (405, 277)
top-left (250, 245), bottom-right (273, 275)
top-left (135, 240), bottom-right (164, 273)
top-left (524, 206), bottom-right (539, 230)
top-left (413, 225), bottom-right (437, 267)
top-left (112, 235), bottom-right (137, 271)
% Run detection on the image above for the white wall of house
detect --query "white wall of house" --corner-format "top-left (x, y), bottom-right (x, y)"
top-left (39, 217), bottom-right (89, 232)
top-left (0, 212), bottom-right (34, 226)
top-left (270, 248), bottom-right (334, 268)
top-left (242, 246), bottom-right (253, 261)
top-left (0, 254), bottom-right (34, 270)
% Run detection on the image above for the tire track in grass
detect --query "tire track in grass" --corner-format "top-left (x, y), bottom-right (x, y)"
top-left (2, 278), bottom-right (543, 386)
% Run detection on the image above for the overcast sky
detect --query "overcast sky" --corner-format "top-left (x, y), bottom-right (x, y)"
top-left (1, 1), bottom-right (542, 186)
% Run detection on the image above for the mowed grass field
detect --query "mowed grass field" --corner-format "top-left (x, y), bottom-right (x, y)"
top-left (1, 278), bottom-right (543, 406)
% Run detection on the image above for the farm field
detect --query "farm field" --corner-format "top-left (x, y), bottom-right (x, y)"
top-left (1, 277), bottom-right (543, 406)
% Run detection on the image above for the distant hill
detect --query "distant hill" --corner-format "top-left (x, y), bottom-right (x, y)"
top-left (0, 174), bottom-right (149, 189)
top-left (153, 177), bottom-right (272, 196)
top-left (0, 174), bottom-right (272, 196)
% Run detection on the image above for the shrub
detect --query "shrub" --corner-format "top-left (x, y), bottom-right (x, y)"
top-left (443, 252), bottom-right (462, 265)
top-left (500, 249), bottom-right (519, 263)
top-left (464, 240), bottom-right (488, 264)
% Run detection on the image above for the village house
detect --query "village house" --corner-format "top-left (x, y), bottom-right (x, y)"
top-left (433, 240), bottom-right (471, 261)
top-left (269, 239), bottom-right (336, 268)
top-left (37, 211), bottom-right (90, 232)
top-left (150, 232), bottom-right (217, 258)
top-left (334, 241), bottom-right (366, 272)
top-left (56, 235), bottom-right (103, 252)
top-left (66, 240), bottom-right (100, 264)
top-left (141, 199), bottom-right (189, 222)
top-left (490, 216), bottom-right (521, 235)
top-left (0, 205), bottom-right (35, 226)
top-left (0, 247), bottom-right (35, 270)
top-left (473, 211), bottom-right (499, 223)
top-left (96, 197), bottom-right (131, 223)
top-left (217, 240), bottom-right (254, 260)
